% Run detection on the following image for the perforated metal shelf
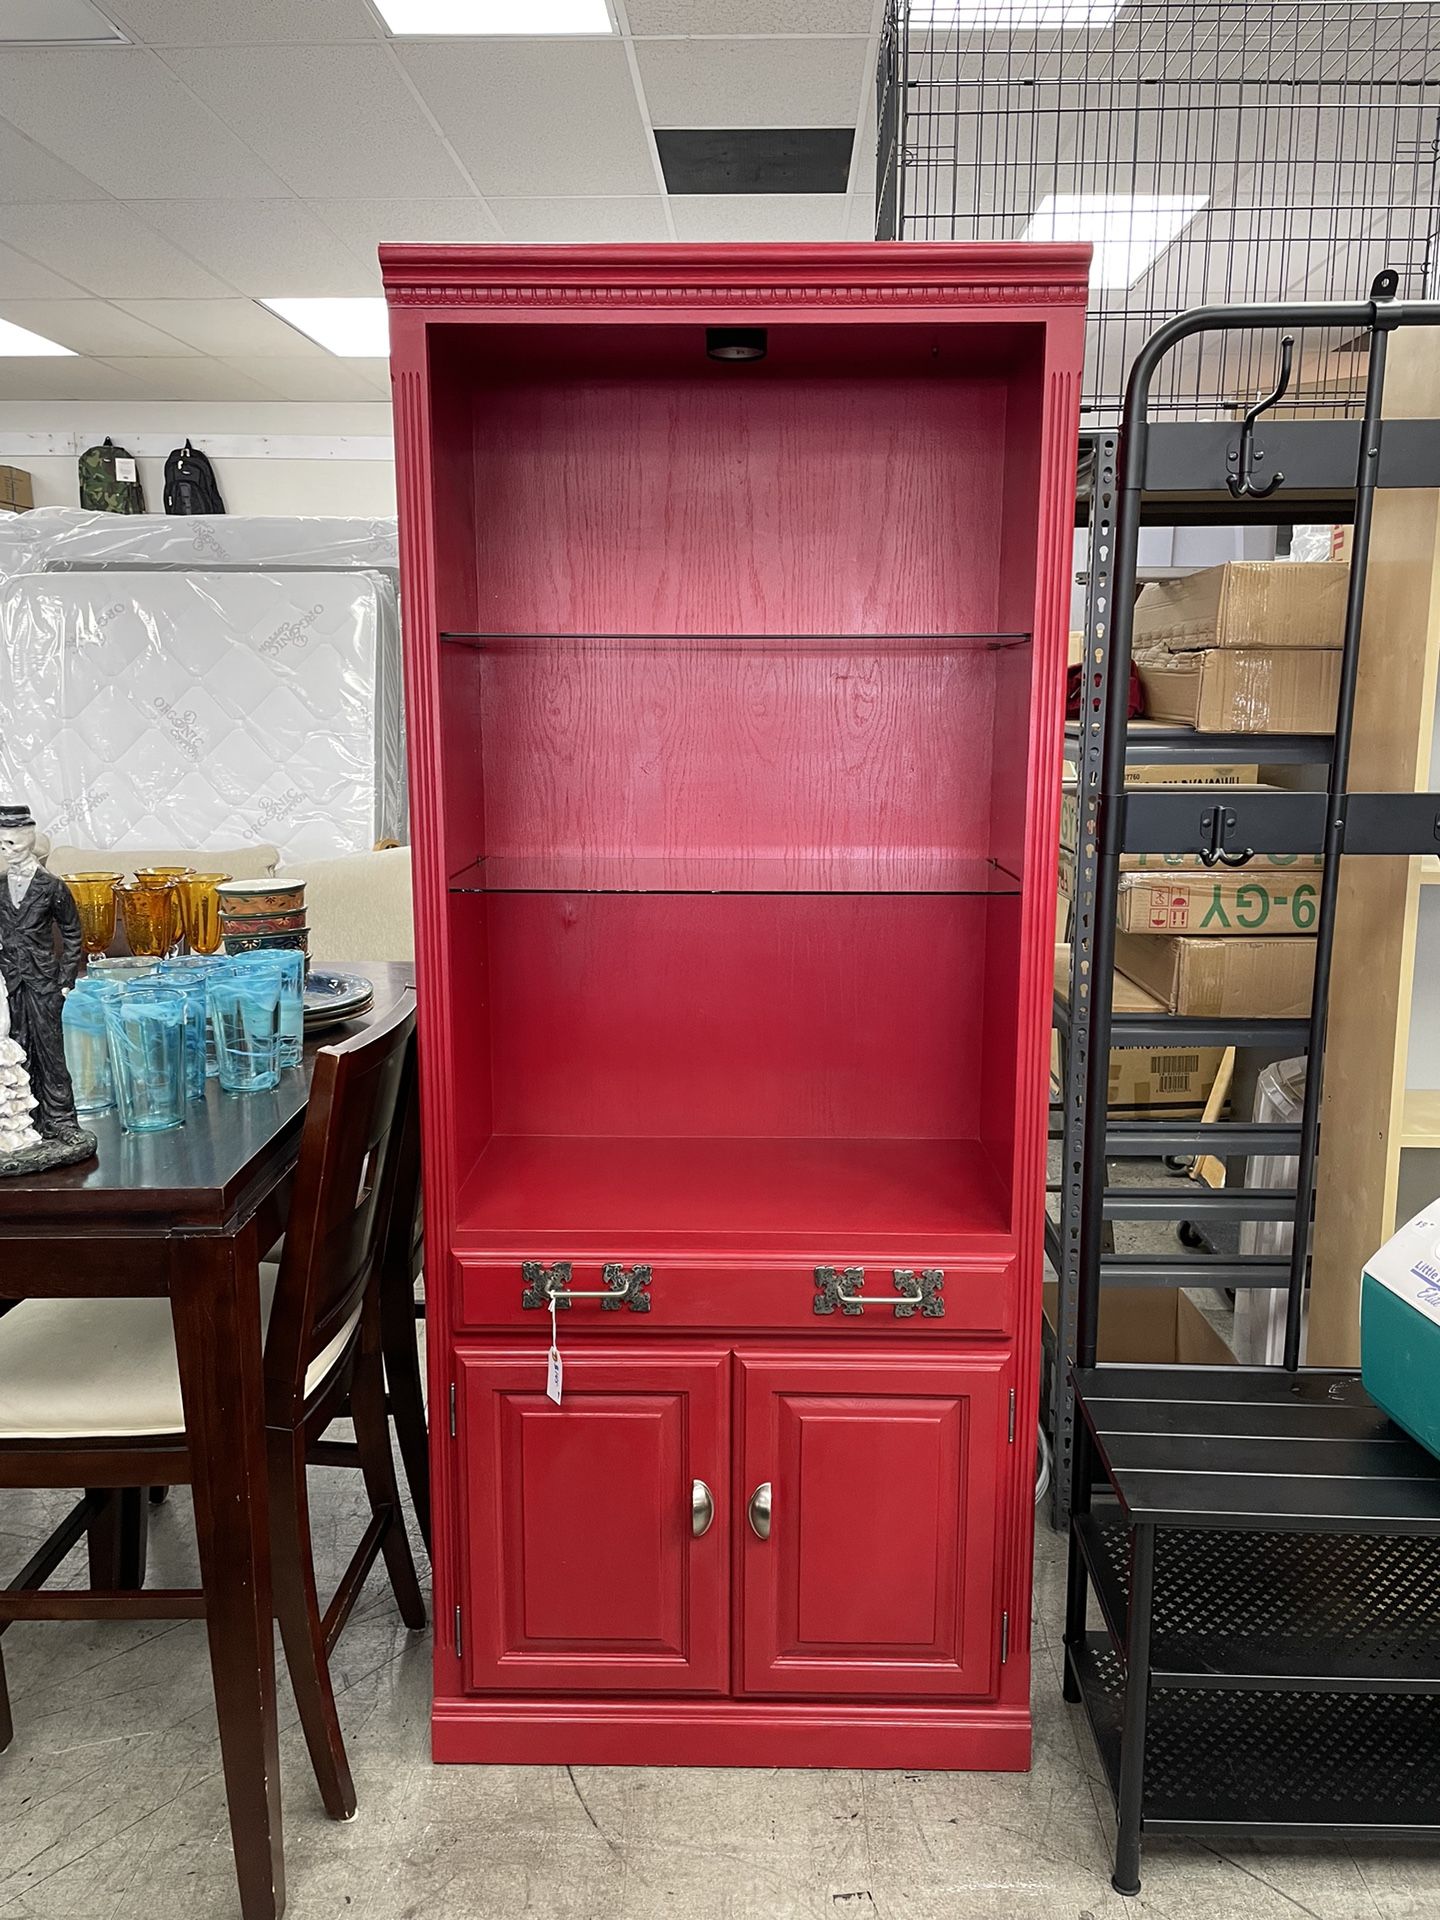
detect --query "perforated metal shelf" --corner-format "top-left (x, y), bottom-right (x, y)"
top-left (1070, 1636), bottom-right (1440, 1839)
top-left (1077, 1506), bottom-right (1440, 1692)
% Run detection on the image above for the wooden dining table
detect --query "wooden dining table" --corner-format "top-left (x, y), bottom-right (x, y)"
top-left (0, 959), bottom-right (416, 1920)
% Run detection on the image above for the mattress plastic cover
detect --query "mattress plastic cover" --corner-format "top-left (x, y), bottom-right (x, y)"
top-left (0, 569), bottom-right (405, 860)
top-left (0, 507), bottom-right (397, 578)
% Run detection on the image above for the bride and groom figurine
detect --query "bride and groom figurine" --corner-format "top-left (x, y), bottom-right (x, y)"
top-left (0, 802), bottom-right (95, 1175)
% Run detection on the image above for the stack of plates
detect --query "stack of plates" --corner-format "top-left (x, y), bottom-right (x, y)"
top-left (218, 879), bottom-right (310, 963)
top-left (303, 970), bottom-right (375, 1035)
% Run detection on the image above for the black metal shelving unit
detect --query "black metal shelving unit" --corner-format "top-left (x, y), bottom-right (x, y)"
top-left (1046, 446), bottom-right (1339, 1529)
top-left (1061, 281), bottom-right (1440, 1897)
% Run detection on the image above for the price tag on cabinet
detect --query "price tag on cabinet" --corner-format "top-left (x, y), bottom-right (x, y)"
top-left (546, 1292), bottom-right (563, 1405)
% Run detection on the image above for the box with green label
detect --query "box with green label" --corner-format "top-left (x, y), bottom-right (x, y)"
top-left (1361, 1203), bottom-right (1440, 1462)
top-left (1114, 870), bottom-right (1320, 935)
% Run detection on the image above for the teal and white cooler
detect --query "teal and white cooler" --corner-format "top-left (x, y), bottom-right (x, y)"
top-left (1361, 1203), bottom-right (1440, 1462)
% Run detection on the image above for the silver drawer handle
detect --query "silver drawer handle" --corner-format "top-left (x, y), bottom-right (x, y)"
top-left (691, 1479), bottom-right (714, 1538)
top-left (521, 1261), bottom-right (653, 1312)
top-left (813, 1265), bottom-right (945, 1319)
top-left (748, 1481), bottom-right (772, 1541)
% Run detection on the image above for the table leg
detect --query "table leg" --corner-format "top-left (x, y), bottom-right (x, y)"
top-left (171, 1226), bottom-right (285, 1920)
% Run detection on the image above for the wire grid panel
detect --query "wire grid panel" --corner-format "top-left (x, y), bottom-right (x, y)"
top-left (881, 1), bottom-right (1440, 422)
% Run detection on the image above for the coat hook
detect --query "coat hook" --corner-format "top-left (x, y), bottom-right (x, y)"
top-left (1227, 336), bottom-right (1294, 500)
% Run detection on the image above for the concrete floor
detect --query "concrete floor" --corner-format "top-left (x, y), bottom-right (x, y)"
top-left (5, 1468), bottom-right (1440, 1920)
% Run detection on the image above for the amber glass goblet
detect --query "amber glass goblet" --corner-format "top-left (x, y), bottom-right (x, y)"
top-left (118, 879), bottom-right (180, 959)
top-left (64, 872), bottom-right (122, 964)
top-left (134, 867), bottom-right (192, 953)
top-left (178, 872), bottom-right (231, 956)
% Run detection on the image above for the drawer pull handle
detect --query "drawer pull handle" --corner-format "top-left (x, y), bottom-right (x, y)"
top-left (691, 1479), bottom-right (714, 1538)
top-left (748, 1481), bottom-right (772, 1541)
top-left (813, 1266), bottom-right (945, 1319)
top-left (520, 1261), bottom-right (652, 1312)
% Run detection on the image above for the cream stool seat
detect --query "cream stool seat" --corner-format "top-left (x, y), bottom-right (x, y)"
top-left (0, 1263), bottom-right (360, 1441)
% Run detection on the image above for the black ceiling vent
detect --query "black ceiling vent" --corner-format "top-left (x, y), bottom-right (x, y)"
top-left (656, 128), bottom-right (854, 196)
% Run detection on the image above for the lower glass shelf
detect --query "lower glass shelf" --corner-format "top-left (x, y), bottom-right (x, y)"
top-left (454, 1134), bottom-right (1012, 1252)
top-left (448, 853), bottom-right (1022, 896)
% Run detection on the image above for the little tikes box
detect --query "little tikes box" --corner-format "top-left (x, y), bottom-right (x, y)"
top-left (1361, 1203), bottom-right (1440, 1461)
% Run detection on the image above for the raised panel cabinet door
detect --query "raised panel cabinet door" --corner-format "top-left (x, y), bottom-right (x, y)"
top-left (457, 1346), bottom-right (729, 1694)
top-left (737, 1353), bottom-right (1006, 1698)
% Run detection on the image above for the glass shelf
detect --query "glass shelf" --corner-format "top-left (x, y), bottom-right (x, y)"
top-left (448, 851), bottom-right (1022, 896)
top-left (440, 630), bottom-right (1033, 652)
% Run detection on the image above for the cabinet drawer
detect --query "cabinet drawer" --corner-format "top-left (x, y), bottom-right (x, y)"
top-left (454, 1252), bottom-right (1016, 1339)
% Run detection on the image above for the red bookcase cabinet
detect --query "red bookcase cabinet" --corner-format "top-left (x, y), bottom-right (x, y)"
top-left (382, 243), bottom-right (1088, 1770)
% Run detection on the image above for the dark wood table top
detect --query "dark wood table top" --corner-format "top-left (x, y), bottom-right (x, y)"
top-left (0, 960), bottom-right (415, 1232)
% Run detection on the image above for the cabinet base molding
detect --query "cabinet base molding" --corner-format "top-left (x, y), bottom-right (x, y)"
top-left (432, 1698), bottom-right (1031, 1770)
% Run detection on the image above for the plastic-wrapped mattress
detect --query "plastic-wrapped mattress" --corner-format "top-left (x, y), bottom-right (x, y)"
top-left (0, 507), bottom-right (398, 576)
top-left (0, 569), bottom-right (405, 860)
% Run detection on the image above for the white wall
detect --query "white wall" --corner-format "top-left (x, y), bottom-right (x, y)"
top-left (0, 401), bottom-right (396, 517)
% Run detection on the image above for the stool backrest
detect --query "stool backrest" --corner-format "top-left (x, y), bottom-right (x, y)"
top-left (264, 991), bottom-right (417, 1421)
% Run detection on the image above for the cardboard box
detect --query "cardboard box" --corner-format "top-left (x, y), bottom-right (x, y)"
top-left (1052, 944), bottom-right (1223, 1114)
top-left (1114, 930), bottom-right (1315, 1017)
top-left (0, 465), bottom-right (32, 512)
top-left (1061, 740), bottom-right (1260, 786)
top-left (1060, 784), bottom-right (1324, 873)
top-left (1043, 1281), bottom-right (1236, 1365)
top-left (1114, 870), bottom-right (1320, 936)
top-left (1132, 559), bottom-right (1348, 653)
top-left (1124, 754), bottom-right (1262, 785)
top-left (1138, 648), bottom-right (1340, 734)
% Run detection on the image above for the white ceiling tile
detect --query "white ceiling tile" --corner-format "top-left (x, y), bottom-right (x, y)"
top-left (0, 297), bottom-right (201, 356)
top-left (110, 298), bottom-right (329, 356)
top-left (162, 44), bottom-right (473, 198)
top-left (0, 49), bottom-right (288, 198)
top-left (0, 203), bottom-right (232, 296)
top-left (845, 193), bottom-right (877, 239)
top-left (352, 357), bottom-right (392, 394)
top-left (308, 198), bottom-right (501, 258)
top-left (221, 356), bottom-right (389, 401)
top-left (102, 0), bottom-right (382, 42)
top-left (99, 355), bottom-right (286, 399)
top-left (397, 41), bottom-right (656, 196)
top-left (0, 240), bottom-right (86, 299)
top-left (628, 0), bottom-right (875, 30)
top-left (488, 197), bottom-right (670, 242)
top-left (0, 356), bottom-right (153, 400)
top-left (637, 35), bottom-right (867, 127)
top-left (127, 200), bottom-right (376, 296)
top-left (0, 120), bottom-right (102, 202)
top-left (669, 194), bottom-right (849, 240)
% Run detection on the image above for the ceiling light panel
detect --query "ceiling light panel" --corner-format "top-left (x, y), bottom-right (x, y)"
top-left (908, 2), bottom-right (1123, 28)
top-left (373, 0), bottom-right (613, 32)
top-left (0, 0), bottom-right (125, 42)
top-left (260, 298), bottom-right (391, 357)
top-left (1022, 193), bottom-right (1208, 287)
top-left (0, 316), bottom-right (75, 356)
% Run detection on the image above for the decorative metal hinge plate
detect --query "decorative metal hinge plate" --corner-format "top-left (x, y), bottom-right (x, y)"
top-left (813, 1266), bottom-right (945, 1319)
top-left (892, 1268), bottom-right (945, 1318)
top-left (600, 1263), bottom-right (652, 1312)
top-left (521, 1260), bottom-right (572, 1310)
top-left (813, 1265), bottom-right (866, 1316)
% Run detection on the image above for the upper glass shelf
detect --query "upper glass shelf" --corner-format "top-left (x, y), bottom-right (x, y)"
top-left (449, 851), bottom-right (1022, 896)
top-left (438, 630), bottom-right (1033, 653)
